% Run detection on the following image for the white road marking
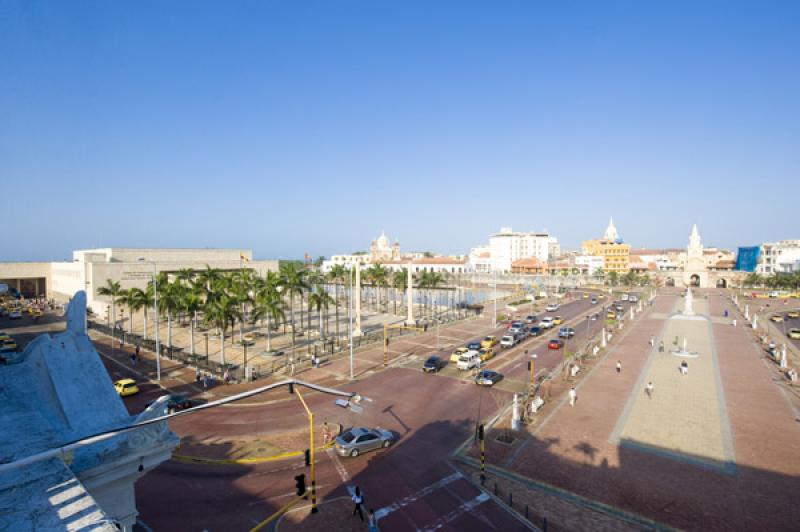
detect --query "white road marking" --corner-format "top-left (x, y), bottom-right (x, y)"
top-left (374, 472), bottom-right (463, 520)
top-left (417, 492), bottom-right (491, 531)
top-left (326, 448), bottom-right (351, 483)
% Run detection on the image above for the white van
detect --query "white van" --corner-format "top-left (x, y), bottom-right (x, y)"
top-left (500, 334), bottom-right (518, 348)
top-left (621, 294), bottom-right (629, 301)
top-left (457, 350), bottom-right (481, 371)
top-left (539, 317), bottom-right (555, 329)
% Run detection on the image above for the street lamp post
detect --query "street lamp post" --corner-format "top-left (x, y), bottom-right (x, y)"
top-left (348, 265), bottom-right (354, 380)
top-left (492, 269), bottom-right (497, 328)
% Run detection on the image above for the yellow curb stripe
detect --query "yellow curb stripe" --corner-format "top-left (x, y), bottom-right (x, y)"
top-left (172, 443), bottom-right (334, 465)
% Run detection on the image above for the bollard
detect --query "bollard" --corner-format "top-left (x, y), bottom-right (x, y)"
top-left (543, 517), bottom-right (548, 531)
top-left (525, 505), bottom-right (529, 519)
top-left (494, 482), bottom-right (498, 496)
top-left (508, 491), bottom-right (513, 508)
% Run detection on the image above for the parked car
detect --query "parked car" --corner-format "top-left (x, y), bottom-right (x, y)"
top-left (334, 427), bottom-right (394, 457)
top-left (457, 351), bottom-right (481, 371)
top-left (788, 328), bottom-right (800, 340)
top-left (621, 294), bottom-right (629, 301)
top-left (787, 311), bottom-right (800, 319)
top-left (539, 317), bottom-right (555, 329)
top-left (423, 355), bottom-right (446, 373)
top-left (528, 326), bottom-right (542, 337)
top-left (146, 393), bottom-right (192, 412)
top-left (548, 339), bottom-right (564, 350)
top-left (2, 340), bottom-right (17, 350)
top-left (114, 379), bottom-right (140, 397)
top-left (770, 315), bottom-right (784, 323)
top-left (558, 327), bottom-right (576, 338)
top-left (629, 294), bottom-right (639, 302)
top-left (481, 335), bottom-right (498, 349)
top-left (474, 370), bottom-right (504, 387)
top-left (525, 315), bottom-right (537, 324)
top-left (467, 341), bottom-right (482, 351)
top-left (450, 347), bottom-right (470, 363)
top-left (500, 334), bottom-right (518, 348)
top-left (545, 303), bottom-right (559, 312)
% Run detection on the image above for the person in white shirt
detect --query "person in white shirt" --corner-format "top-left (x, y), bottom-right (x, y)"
top-left (568, 387), bottom-right (577, 406)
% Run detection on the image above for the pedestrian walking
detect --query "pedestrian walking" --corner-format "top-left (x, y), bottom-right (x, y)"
top-left (645, 381), bottom-right (654, 399)
top-left (658, 340), bottom-right (665, 353)
top-left (322, 422), bottom-right (332, 446)
top-left (351, 486), bottom-right (365, 521)
top-left (616, 360), bottom-right (622, 373)
top-left (673, 335), bottom-right (679, 346)
top-left (202, 373), bottom-right (208, 390)
top-left (680, 361), bottom-right (688, 375)
top-left (649, 336), bottom-right (655, 347)
top-left (129, 353), bottom-right (136, 367)
top-left (223, 369), bottom-right (230, 385)
top-left (135, 344), bottom-right (140, 358)
top-left (196, 367), bottom-right (201, 383)
top-left (568, 387), bottom-right (577, 407)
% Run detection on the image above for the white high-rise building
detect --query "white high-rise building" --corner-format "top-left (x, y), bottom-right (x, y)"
top-left (487, 227), bottom-right (559, 273)
top-left (757, 240), bottom-right (800, 274)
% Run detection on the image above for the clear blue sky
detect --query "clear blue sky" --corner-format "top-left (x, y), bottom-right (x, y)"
top-left (2, 1), bottom-right (799, 261)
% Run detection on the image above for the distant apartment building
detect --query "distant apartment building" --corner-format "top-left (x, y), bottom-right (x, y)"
top-left (484, 227), bottom-right (559, 273)
top-left (757, 240), bottom-right (800, 274)
top-left (581, 218), bottom-right (630, 273)
top-left (468, 245), bottom-right (492, 273)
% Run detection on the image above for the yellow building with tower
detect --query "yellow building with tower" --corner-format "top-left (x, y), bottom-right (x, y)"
top-left (582, 218), bottom-right (631, 273)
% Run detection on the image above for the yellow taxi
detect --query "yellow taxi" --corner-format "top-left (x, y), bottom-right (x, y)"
top-left (0, 333), bottom-right (10, 343)
top-left (552, 316), bottom-right (564, 325)
top-left (607, 310), bottom-right (617, 320)
top-left (770, 315), bottom-right (784, 323)
top-left (2, 340), bottom-right (17, 350)
top-left (114, 379), bottom-right (140, 397)
top-left (598, 294), bottom-right (605, 299)
top-left (481, 335), bottom-right (498, 349)
top-left (479, 347), bottom-right (494, 362)
top-left (787, 311), bottom-right (799, 319)
top-left (788, 329), bottom-right (800, 340)
top-left (450, 347), bottom-right (470, 363)
top-left (31, 310), bottom-right (43, 318)
top-left (582, 293), bottom-right (589, 299)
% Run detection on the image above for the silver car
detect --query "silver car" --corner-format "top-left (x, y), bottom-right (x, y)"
top-left (334, 427), bottom-right (394, 457)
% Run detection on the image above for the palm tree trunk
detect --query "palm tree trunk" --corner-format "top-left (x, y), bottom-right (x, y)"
top-left (334, 283), bottom-right (340, 343)
top-left (128, 305), bottom-right (133, 334)
top-left (319, 308), bottom-right (324, 341)
top-left (143, 308), bottom-right (148, 341)
top-left (266, 314), bottom-right (272, 352)
top-left (168, 313), bottom-right (172, 349)
top-left (190, 318), bottom-right (195, 357)
top-left (220, 327), bottom-right (226, 365)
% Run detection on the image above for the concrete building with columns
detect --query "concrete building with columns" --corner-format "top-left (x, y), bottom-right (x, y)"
top-left (0, 248), bottom-right (278, 316)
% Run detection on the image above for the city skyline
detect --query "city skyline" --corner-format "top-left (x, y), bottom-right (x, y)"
top-left (2, 2), bottom-right (799, 261)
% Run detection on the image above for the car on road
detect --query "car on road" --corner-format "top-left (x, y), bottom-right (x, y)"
top-left (478, 347), bottom-right (494, 361)
top-left (607, 311), bottom-right (617, 319)
top-left (450, 347), bottom-right (470, 363)
top-left (0, 345), bottom-right (16, 354)
top-left (509, 325), bottom-right (523, 335)
top-left (770, 315), bottom-right (784, 323)
top-left (2, 340), bottom-right (18, 350)
top-left (146, 393), bottom-right (193, 412)
top-left (334, 427), bottom-right (394, 457)
top-left (629, 294), bottom-right (639, 302)
top-left (0, 332), bottom-right (10, 342)
top-left (548, 339), bottom-right (564, 350)
top-left (621, 294), bottom-right (629, 301)
top-left (545, 303), bottom-right (559, 312)
top-left (539, 317), bottom-right (555, 329)
top-left (788, 328), bottom-right (800, 340)
top-left (9, 310), bottom-right (22, 320)
top-left (528, 326), bottom-right (542, 337)
top-left (583, 293), bottom-right (589, 299)
top-left (558, 327), bottom-right (575, 338)
top-left (423, 355), bottom-right (446, 373)
top-left (787, 311), bottom-right (800, 319)
top-left (525, 315), bottom-right (537, 324)
top-left (500, 334), bottom-right (518, 348)
top-left (552, 316), bottom-right (564, 325)
top-left (508, 320), bottom-right (523, 330)
top-left (467, 341), bottom-right (482, 351)
top-left (481, 336), bottom-right (498, 349)
top-left (114, 379), bottom-right (140, 397)
top-left (474, 370), bottom-right (504, 387)
top-left (591, 298), bottom-right (597, 304)
top-left (457, 351), bottom-right (481, 370)
top-left (614, 304), bottom-right (624, 312)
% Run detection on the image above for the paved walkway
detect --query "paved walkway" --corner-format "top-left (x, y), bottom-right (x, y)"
top-left (612, 298), bottom-right (734, 472)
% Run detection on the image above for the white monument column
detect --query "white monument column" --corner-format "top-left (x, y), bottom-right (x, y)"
top-left (780, 345), bottom-right (788, 368)
top-left (406, 263), bottom-right (414, 324)
top-left (745, 305), bottom-right (749, 319)
top-left (601, 327), bottom-right (607, 348)
top-left (752, 315), bottom-right (757, 330)
top-left (354, 263), bottom-right (363, 336)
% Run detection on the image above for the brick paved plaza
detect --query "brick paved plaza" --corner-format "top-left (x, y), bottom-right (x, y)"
top-left (474, 291), bottom-right (800, 530)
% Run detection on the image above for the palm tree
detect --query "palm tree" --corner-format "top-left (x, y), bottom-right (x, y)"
top-left (203, 293), bottom-right (240, 365)
top-left (183, 289), bottom-right (203, 357)
top-left (369, 263), bottom-right (389, 313)
top-left (328, 264), bottom-right (348, 343)
top-left (280, 262), bottom-right (310, 352)
top-left (128, 287), bottom-right (151, 340)
top-left (252, 272), bottom-right (286, 353)
top-left (230, 269), bottom-right (255, 343)
top-left (392, 268), bottom-right (408, 315)
top-left (97, 279), bottom-right (124, 338)
top-left (116, 288), bottom-right (135, 335)
top-left (157, 274), bottom-right (182, 352)
top-left (308, 285), bottom-right (335, 341)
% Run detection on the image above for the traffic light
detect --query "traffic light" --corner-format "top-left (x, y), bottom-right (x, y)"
top-left (304, 449), bottom-right (311, 466)
top-left (288, 382), bottom-right (294, 394)
top-left (294, 474), bottom-right (306, 497)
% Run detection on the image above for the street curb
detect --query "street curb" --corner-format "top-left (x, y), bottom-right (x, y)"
top-left (172, 442), bottom-right (336, 466)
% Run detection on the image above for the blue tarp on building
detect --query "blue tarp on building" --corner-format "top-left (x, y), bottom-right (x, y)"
top-left (735, 246), bottom-right (760, 272)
